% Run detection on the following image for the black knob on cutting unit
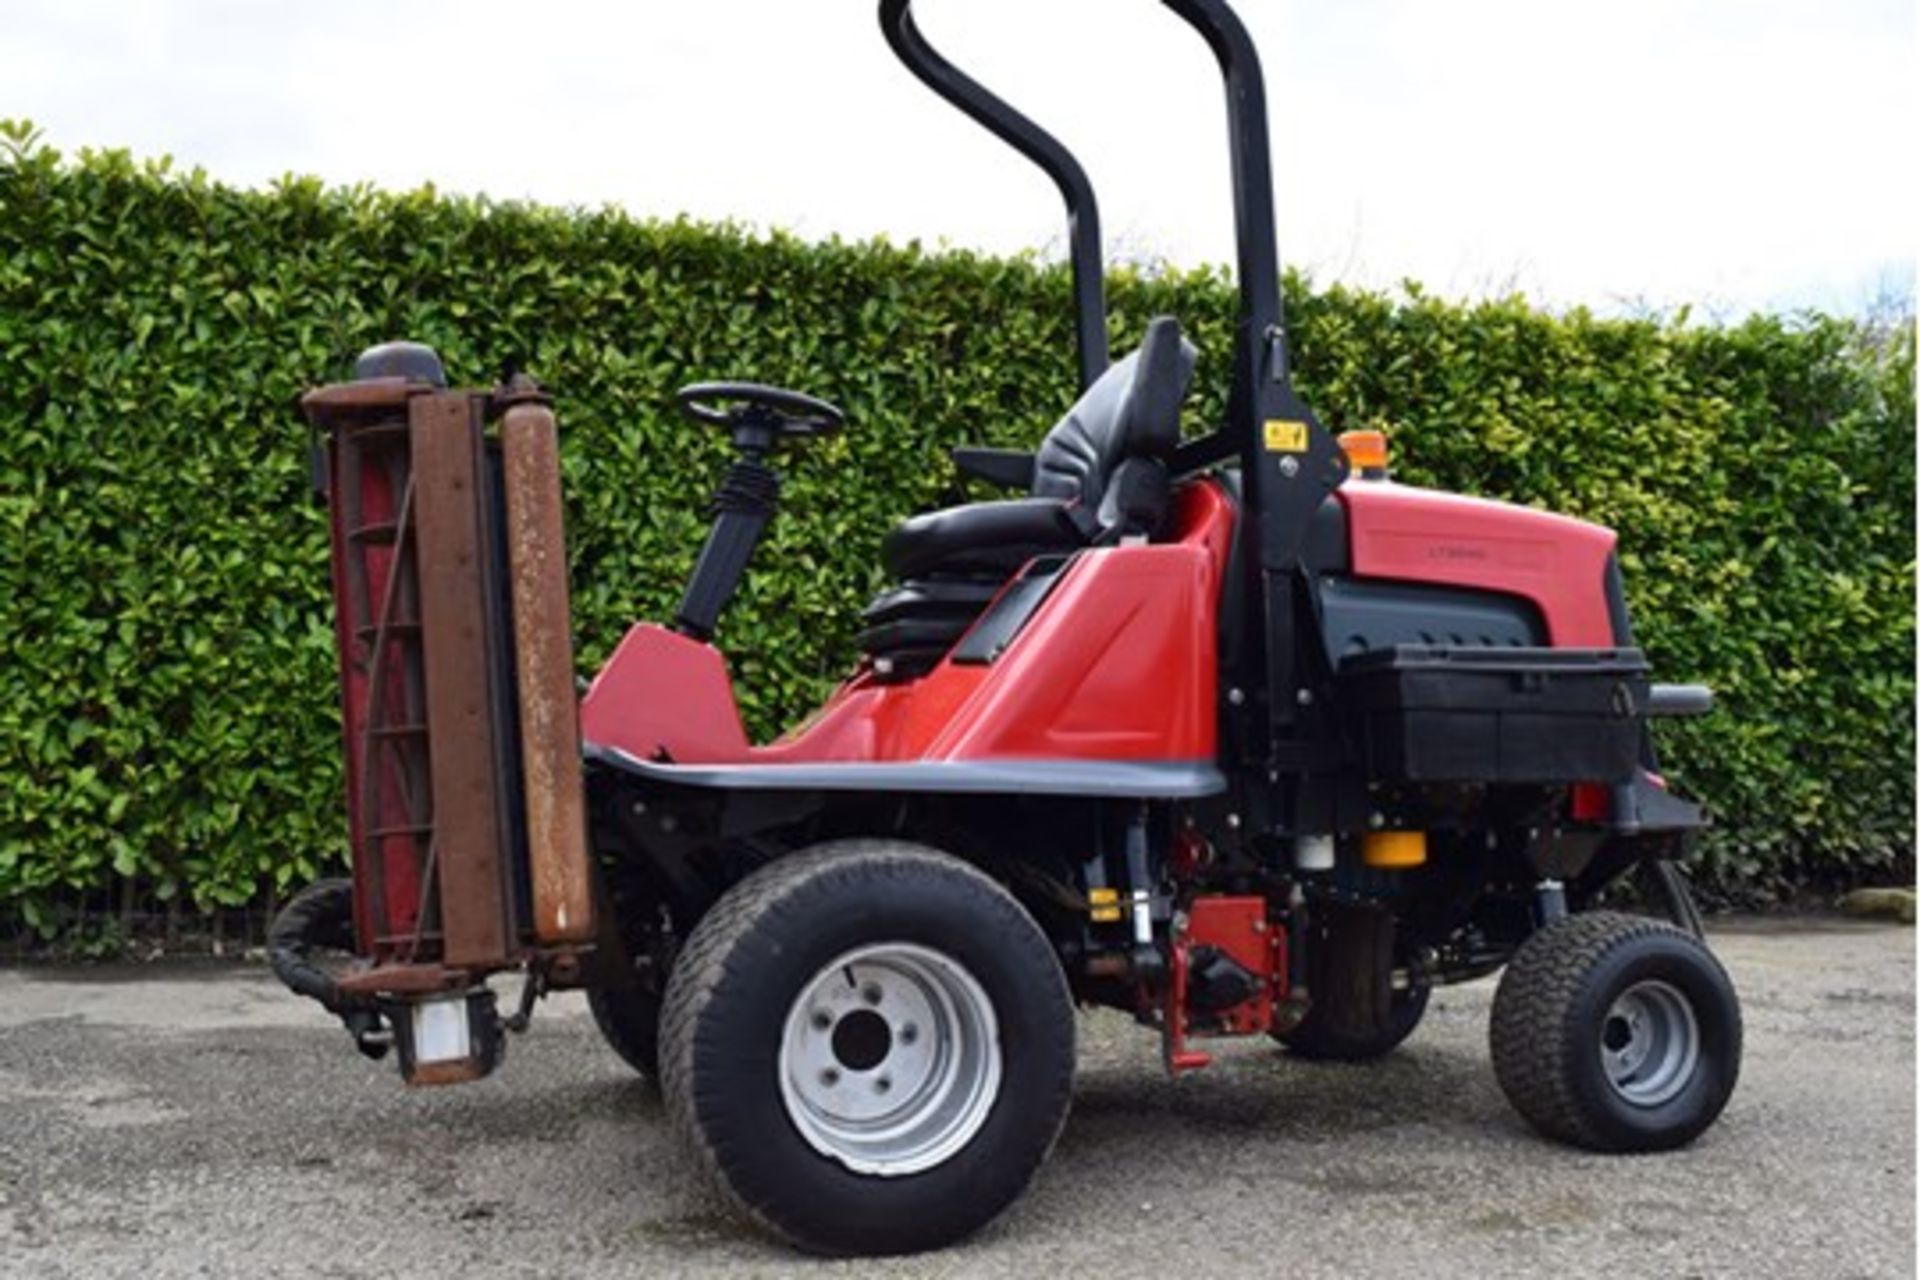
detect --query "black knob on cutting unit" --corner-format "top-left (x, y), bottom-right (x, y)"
top-left (352, 340), bottom-right (447, 387)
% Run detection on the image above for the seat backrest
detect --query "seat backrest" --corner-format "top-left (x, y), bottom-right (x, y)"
top-left (1031, 315), bottom-right (1196, 512)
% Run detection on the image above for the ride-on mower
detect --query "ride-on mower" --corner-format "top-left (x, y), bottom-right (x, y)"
top-left (278, 0), bottom-right (1741, 1255)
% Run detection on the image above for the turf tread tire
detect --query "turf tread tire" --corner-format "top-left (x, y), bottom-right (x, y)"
top-left (659, 840), bottom-right (1075, 1255)
top-left (1490, 910), bottom-right (1740, 1152)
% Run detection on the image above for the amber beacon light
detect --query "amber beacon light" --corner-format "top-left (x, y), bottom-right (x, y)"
top-left (1338, 429), bottom-right (1390, 479)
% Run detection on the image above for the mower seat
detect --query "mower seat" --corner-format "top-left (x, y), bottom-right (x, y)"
top-left (859, 315), bottom-right (1197, 678)
top-left (879, 498), bottom-right (1080, 579)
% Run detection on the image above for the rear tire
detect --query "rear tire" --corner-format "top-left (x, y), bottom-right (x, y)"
top-left (660, 840), bottom-right (1075, 1255)
top-left (1280, 984), bottom-right (1429, 1061)
top-left (1490, 911), bottom-right (1740, 1152)
top-left (1277, 899), bottom-right (1428, 1061)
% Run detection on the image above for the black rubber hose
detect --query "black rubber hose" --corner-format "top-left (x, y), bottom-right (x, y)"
top-left (269, 878), bottom-right (367, 1013)
top-left (1644, 859), bottom-right (1708, 939)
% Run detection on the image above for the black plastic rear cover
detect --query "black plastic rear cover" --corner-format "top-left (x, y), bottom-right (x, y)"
top-left (1338, 645), bottom-right (1650, 784)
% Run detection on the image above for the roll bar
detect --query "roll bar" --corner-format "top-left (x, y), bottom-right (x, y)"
top-left (878, 0), bottom-right (1350, 754)
top-left (1158, 0), bottom-right (1288, 405)
top-left (877, 0), bottom-right (1108, 391)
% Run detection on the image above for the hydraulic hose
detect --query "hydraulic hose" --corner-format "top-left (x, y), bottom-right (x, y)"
top-left (268, 878), bottom-right (367, 1014)
top-left (1645, 860), bottom-right (1708, 939)
top-left (269, 878), bottom-right (391, 1059)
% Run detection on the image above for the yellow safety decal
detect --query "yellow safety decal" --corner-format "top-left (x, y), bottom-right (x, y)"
top-left (1263, 418), bottom-right (1309, 452)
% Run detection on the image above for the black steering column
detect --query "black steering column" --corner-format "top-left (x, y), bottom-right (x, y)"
top-left (672, 382), bottom-right (843, 640)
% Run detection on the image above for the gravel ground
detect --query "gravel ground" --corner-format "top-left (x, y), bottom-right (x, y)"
top-left (0, 917), bottom-right (1911, 1279)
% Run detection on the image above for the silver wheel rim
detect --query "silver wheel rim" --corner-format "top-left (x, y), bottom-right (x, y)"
top-left (1600, 978), bottom-right (1701, 1107)
top-left (777, 942), bottom-right (1002, 1177)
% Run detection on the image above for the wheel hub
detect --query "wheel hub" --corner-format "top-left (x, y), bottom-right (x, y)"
top-left (778, 942), bottom-right (1001, 1176)
top-left (1600, 978), bottom-right (1701, 1107)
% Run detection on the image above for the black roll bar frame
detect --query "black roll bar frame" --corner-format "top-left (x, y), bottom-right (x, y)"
top-left (877, 0), bottom-right (1349, 760)
top-left (879, 0), bottom-right (1109, 391)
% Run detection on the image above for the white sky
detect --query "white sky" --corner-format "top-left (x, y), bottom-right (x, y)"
top-left (4, 0), bottom-right (1914, 318)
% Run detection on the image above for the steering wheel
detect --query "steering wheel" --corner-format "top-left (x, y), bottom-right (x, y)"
top-left (676, 381), bottom-right (844, 446)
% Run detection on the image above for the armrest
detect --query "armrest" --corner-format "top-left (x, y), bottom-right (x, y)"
top-left (951, 447), bottom-right (1035, 491)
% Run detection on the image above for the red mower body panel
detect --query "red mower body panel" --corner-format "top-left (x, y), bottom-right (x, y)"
top-left (581, 479), bottom-right (1236, 767)
top-left (1338, 481), bottom-right (1619, 646)
top-left (580, 625), bottom-right (752, 763)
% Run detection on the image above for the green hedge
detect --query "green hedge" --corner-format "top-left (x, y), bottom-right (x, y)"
top-left (1, 125), bottom-right (1911, 929)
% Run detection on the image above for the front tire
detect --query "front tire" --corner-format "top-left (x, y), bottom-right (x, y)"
top-left (660, 840), bottom-right (1075, 1255)
top-left (1490, 911), bottom-right (1740, 1152)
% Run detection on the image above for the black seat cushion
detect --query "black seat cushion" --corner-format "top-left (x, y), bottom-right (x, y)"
top-left (880, 497), bottom-right (1081, 580)
top-left (1032, 315), bottom-right (1194, 510)
top-left (1096, 455), bottom-right (1172, 533)
top-left (860, 317), bottom-right (1197, 681)
top-left (879, 317), bottom-right (1197, 582)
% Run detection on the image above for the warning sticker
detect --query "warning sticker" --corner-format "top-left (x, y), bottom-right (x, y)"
top-left (1263, 419), bottom-right (1308, 452)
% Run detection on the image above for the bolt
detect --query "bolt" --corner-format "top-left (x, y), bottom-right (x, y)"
top-left (875, 1076), bottom-right (892, 1094)
top-left (630, 801), bottom-right (647, 816)
top-left (1278, 456), bottom-right (1301, 478)
top-left (861, 984), bottom-right (882, 1006)
top-left (1369, 812), bottom-right (1386, 829)
top-left (1296, 688), bottom-right (1313, 706)
top-left (899, 1023), bottom-right (918, 1045)
top-left (1226, 813), bottom-right (1242, 830)
top-left (820, 1068), bottom-right (840, 1087)
top-left (811, 1010), bottom-right (832, 1031)
top-left (659, 814), bottom-right (678, 833)
top-left (1227, 687), bottom-right (1245, 706)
